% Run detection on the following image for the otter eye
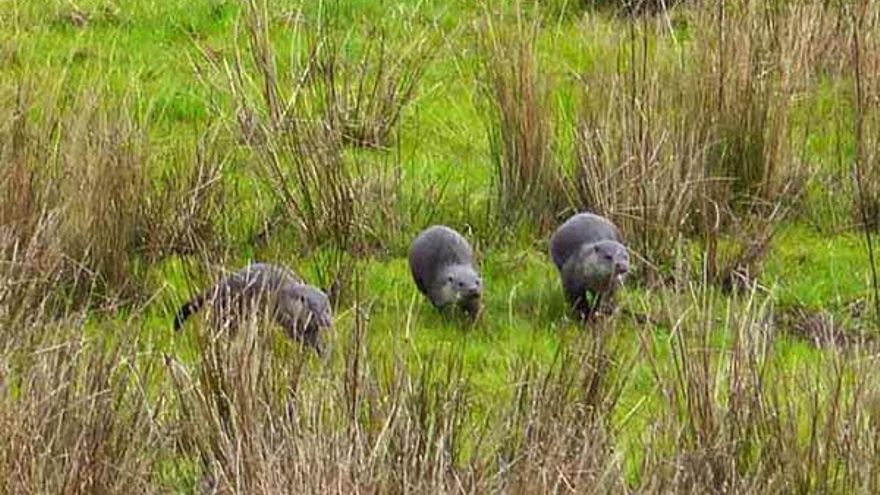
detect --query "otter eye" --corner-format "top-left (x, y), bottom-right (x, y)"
top-left (447, 276), bottom-right (453, 283)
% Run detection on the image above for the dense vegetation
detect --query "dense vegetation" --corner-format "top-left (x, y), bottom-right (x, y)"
top-left (1, 0), bottom-right (879, 492)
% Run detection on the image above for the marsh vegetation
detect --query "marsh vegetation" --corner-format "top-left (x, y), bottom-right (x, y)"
top-left (1, 0), bottom-right (879, 492)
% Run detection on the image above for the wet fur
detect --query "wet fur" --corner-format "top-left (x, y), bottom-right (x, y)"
top-left (409, 225), bottom-right (483, 318)
top-left (173, 263), bottom-right (332, 355)
top-left (550, 213), bottom-right (630, 320)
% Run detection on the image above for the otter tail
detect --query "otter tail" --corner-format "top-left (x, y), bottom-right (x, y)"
top-left (173, 292), bottom-right (207, 331)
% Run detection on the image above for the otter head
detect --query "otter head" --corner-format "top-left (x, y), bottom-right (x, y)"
top-left (436, 264), bottom-right (482, 306)
top-left (281, 284), bottom-right (333, 336)
top-left (301, 285), bottom-right (333, 330)
top-left (579, 240), bottom-right (630, 292)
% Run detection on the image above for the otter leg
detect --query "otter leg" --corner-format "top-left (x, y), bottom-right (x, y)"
top-left (567, 290), bottom-right (599, 321)
top-left (431, 299), bottom-right (451, 316)
top-left (278, 313), bottom-right (324, 357)
top-left (595, 292), bottom-right (616, 316)
top-left (565, 290), bottom-right (587, 319)
top-left (276, 308), bottom-right (301, 342)
top-left (302, 326), bottom-right (325, 357)
top-left (460, 298), bottom-right (482, 321)
top-left (590, 292), bottom-right (605, 319)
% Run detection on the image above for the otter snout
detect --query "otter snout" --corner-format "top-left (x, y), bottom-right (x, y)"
top-left (465, 278), bottom-right (482, 299)
top-left (463, 286), bottom-right (481, 299)
top-left (613, 259), bottom-right (630, 288)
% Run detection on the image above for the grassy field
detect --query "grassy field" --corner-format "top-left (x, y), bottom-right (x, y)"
top-left (1, 0), bottom-right (880, 492)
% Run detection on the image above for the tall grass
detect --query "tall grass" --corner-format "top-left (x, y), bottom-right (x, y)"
top-left (0, 304), bottom-right (164, 493)
top-left (0, 83), bottom-right (149, 305)
top-left (196, 0), bottom-right (431, 253)
top-left (638, 282), bottom-right (880, 492)
top-left (568, 2), bottom-right (834, 286)
top-left (570, 27), bottom-right (705, 284)
top-left (165, 274), bottom-right (634, 492)
top-left (477, 3), bottom-right (562, 231)
top-left (0, 79), bottom-right (236, 309)
top-left (143, 125), bottom-right (231, 262)
top-left (315, 24), bottom-right (435, 149)
top-left (585, 0), bottom-right (684, 16)
top-left (1, 0), bottom-right (880, 492)
top-left (849, 1), bottom-right (880, 321)
top-left (3, 267), bottom-right (878, 491)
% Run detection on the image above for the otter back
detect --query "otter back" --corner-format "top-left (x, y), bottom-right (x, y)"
top-left (173, 262), bottom-right (332, 354)
top-left (217, 262), bottom-right (302, 303)
top-left (174, 263), bottom-right (300, 329)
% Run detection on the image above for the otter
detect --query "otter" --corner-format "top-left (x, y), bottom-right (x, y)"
top-left (173, 262), bottom-right (332, 355)
top-left (408, 225), bottom-right (482, 318)
top-left (549, 212), bottom-right (630, 320)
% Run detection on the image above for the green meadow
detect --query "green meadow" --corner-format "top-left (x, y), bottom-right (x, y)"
top-left (1, 0), bottom-right (879, 492)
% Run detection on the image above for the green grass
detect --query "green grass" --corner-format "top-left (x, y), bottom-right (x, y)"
top-left (4, 0), bottom-right (870, 371)
top-left (2, 0), bottom-right (879, 491)
top-left (765, 226), bottom-right (871, 310)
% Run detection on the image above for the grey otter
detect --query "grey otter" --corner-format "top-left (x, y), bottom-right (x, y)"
top-left (550, 212), bottom-right (630, 320)
top-left (408, 225), bottom-right (482, 317)
top-left (173, 262), bottom-right (332, 355)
